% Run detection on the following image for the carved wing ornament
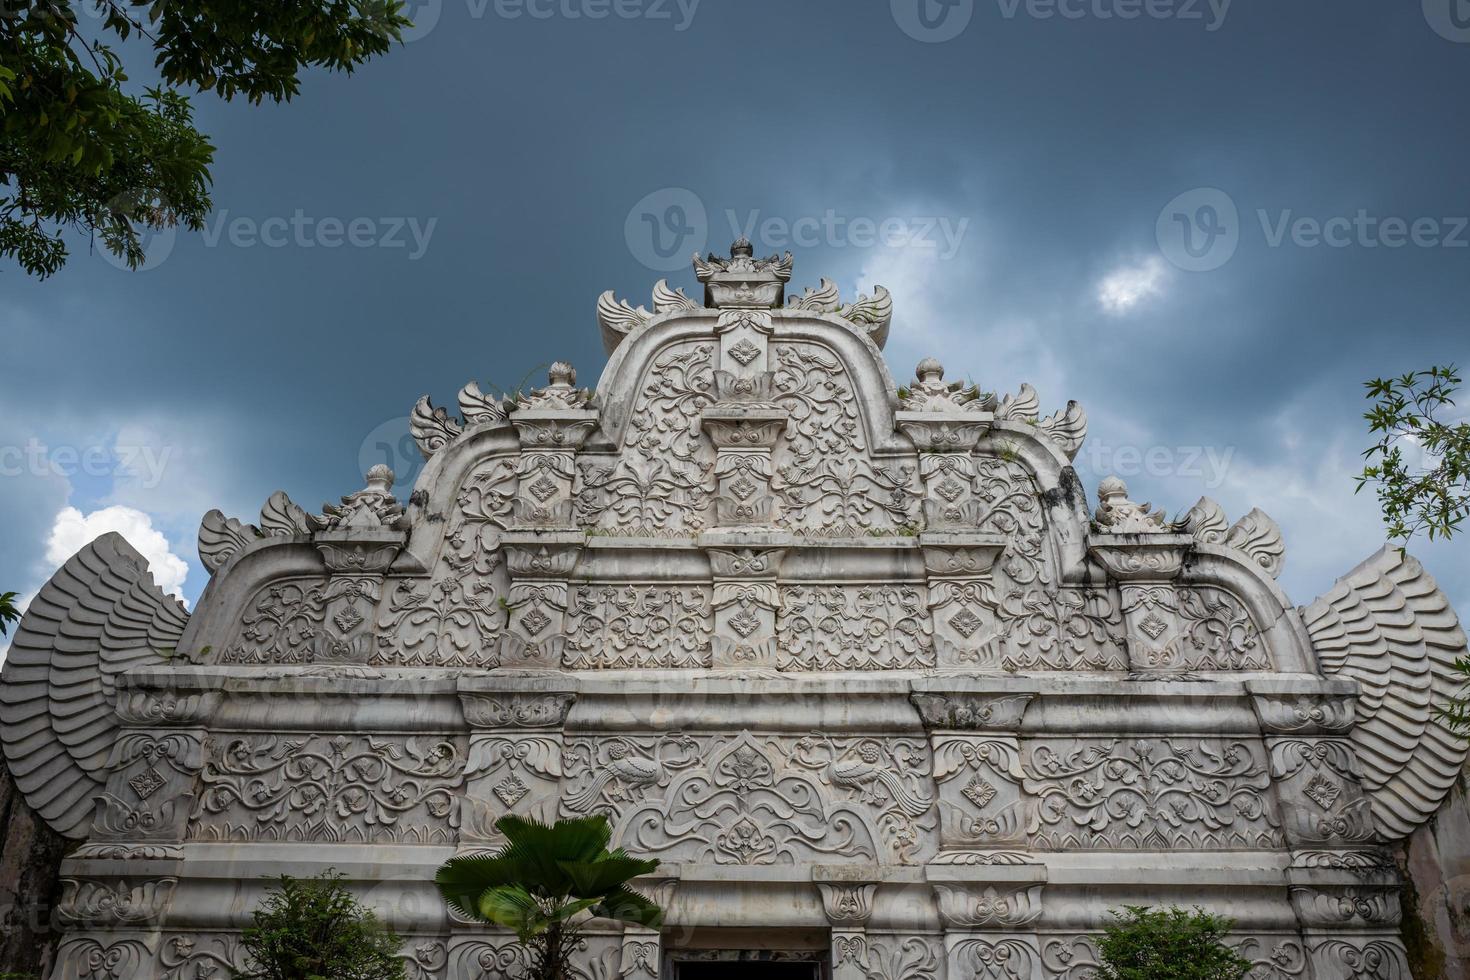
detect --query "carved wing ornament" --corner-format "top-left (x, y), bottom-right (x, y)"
top-left (0, 533), bottom-right (189, 837)
top-left (1301, 546), bottom-right (1470, 839)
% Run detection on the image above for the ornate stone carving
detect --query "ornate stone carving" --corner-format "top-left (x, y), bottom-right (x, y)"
top-left (516, 361), bottom-right (593, 411)
top-left (933, 881), bottom-right (1043, 927)
top-left (320, 465), bottom-right (409, 530)
top-left (1302, 546), bottom-right (1470, 839)
top-left (565, 585), bottom-right (712, 668)
top-left (777, 585), bottom-right (934, 670)
top-left (694, 238), bottom-right (793, 309)
top-left (198, 509), bottom-right (260, 574)
top-left (57, 877), bottom-right (176, 928)
top-left (460, 692), bottom-right (576, 729)
top-left (1093, 476), bottom-right (1170, 531)
top-left (192, 734), bottom-right (466, 843)
top-left (564, 731), bottom-right (935, 865)
top-left (1022, 737), bottom-right (1282, 850)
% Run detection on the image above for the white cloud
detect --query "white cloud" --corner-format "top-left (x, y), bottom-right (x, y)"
top-left (45, 505), bottom-right (191, 603)
top-left (1096, 256), bottom-right (1168, 315)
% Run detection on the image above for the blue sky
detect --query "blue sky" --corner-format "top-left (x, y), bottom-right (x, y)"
top-left (3, 0), bottom-right (1469, 646)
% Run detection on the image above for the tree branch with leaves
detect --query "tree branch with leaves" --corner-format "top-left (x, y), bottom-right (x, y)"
top-left (1358, 365), bottom-right (1470, 545)
top-left (1, 0), bottom-right (410, 277)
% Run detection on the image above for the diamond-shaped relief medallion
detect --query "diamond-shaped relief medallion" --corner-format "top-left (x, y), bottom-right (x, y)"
top-left (729, 476), bottom-right (758, 501)
top-left (949, 607), bottom-right (983, 639)
top-left (129, 766), bottom-right (166, 800)
top-left (1304, 773), bottom-right (1342, 811)
top-left (729, 608), bottom-right (761, 638)
top-left (1139, 614), bottom-right (1169, 641)
top-left (528, 476), bottom-right (559, 502)
top-left (962, 775), bottom-right (997, 809)
top-left (521, 608), bottom-right (552, 636)
top-left (728, 339), bottom-right (762, 365)
top-left (333, 607), bottom-right (364, 634)
top-left (935, 478), bottom-right (965, 503)
top-left (493, 774), bottom-right (530, 808)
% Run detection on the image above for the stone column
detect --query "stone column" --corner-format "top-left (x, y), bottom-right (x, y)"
top-left (702, 542), bottom-right (788, 670)
top-left (1086, 534), bottom-right (1193, 672)
top-left (1245, 679), bottom-right (1411, 979)
top-left (814, 869), bottom-right (878, 980)
top-left (456, 676), bottom-right (577, 846)
top-left (504, 372), bottom-right (597, 669)
top-left (919, 533), bottom-right (1007, 669)
top-left (51, 672), bottom-right (222, 980)
top-left (313, 527), bottom-right (406, 668)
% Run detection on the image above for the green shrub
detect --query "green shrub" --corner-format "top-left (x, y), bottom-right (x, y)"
top-left (1096, 906), bottom-right (1252, 980)
top-left (238, 871), bottom-right (406, 980)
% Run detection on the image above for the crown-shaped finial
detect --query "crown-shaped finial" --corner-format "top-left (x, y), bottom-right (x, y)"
top-left (692, 240), bottom-right (794, 310)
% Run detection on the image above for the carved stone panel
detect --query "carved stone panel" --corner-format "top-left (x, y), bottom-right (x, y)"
top-left (191, 733), bottom-right (466, 844)
top-left (561, 731), bottom-right (937, 865)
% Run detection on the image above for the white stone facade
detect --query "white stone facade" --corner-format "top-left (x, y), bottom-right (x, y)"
top-left (3, 241), bottom-right (1468, 979)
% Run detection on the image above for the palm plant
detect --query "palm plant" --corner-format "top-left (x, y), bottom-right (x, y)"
top-left (435, 815), bottom-right (663, 980)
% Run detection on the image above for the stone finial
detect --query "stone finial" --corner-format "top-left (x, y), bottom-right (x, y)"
top-left (1092, 476), bottom-right (1169, 533)
top-left (321, 465), bottom-right (408, 530)
top-left (899, 357), bottom-right (994, 412)
top-left (516, 361), bottom-right (593, 411)
top-left (693, 240), bottom-right (794, 310)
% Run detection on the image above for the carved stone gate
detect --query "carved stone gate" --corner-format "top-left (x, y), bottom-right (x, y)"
top-left (2, 240), bottom-right (1466, 979)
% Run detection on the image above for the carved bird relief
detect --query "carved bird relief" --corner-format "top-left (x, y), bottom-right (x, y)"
top-left (565, 735), bottom-right (696, 811)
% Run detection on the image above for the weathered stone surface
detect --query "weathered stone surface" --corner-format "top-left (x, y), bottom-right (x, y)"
top-left (1, 243), bottom-right (1468, 978)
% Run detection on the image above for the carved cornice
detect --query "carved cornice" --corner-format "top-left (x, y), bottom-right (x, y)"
top-left (896, 412), bottom-right (993, 452)
top-left (459, 692), bottom-right (577, 730)
top-left (815, 880), bottom-right (878, 927)
top-left (699, 406), bottom-right (790, 448)
top-left (501, 532), bottom-right (586, 579)
top-left (114, 689), bottom-right (222, 727)
top-left (918, 532), bottom-right (1007, 578)
top-left (1087, 534), bottom-right (1193, 581)
top-left (57, 877), bottom-right (177, 928)
top-left (313, 528), bottom-right (407, 575)
top-left (910, 692), bottom-right (1035, 732)
top-left (932, 882), bottom-right (1044, 928)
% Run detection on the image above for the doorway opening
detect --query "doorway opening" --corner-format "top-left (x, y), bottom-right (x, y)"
top-left (674, 964), bottom-right (820, 980)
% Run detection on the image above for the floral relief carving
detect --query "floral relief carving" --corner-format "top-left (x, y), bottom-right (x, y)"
top-left (1022, 737), bottom-right (1282, 850)
top-left (995, 587), bottom-right (1128, 671)
top-left (948, 936), bottom-right (1043, 980)
top-left (564, 731), bottom-right (933, 865)
top-left (191, 734), bottom-right (465, 843)
top-left (834, 935), bottom-right (942, 980)
top-left (1170, 586), bottom-right (1269, 671)
top-left (564, 585), bottom-right (712, 668)
top-left (159, 934), bottom-right (244, 980)
top-left (776, 585), bottom-right (934, 670)
top-left (218, 579), bottom-right (326, 664)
